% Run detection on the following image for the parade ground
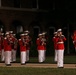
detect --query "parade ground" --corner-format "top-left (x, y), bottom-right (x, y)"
top-left (0, 56), bottom-right (76, 75)
top-left (0, 63), bottom-right (76, 68)
top-left (0, 55), bottom-right (76, 68)
top-left (0, 63), bottom-right (76, 75)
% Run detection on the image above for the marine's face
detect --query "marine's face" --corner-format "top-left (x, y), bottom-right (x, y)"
top-left (54, 33), bottom-right (57, 36)
top-left (42, 35), bottom-right (45, 38)
top-left (58, 31), bottom-right (62, 36)
top-left (10, 34), bottom-right (13, 37)
top-left (7, 34), bottom-right (10, 38)
top-left (21, 36), bottom-right (24, 39)
top-left (60, 32), bottom-right (62, 35)
top-left (25, 35), bottom-right (29, 39)
top-left (39, 36), bottom-right (42, 39)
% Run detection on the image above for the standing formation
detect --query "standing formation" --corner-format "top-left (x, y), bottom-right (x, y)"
top-left (0, 30), bottom-right (31, 66)
top-left (0, 28), bottom-right (71, 68)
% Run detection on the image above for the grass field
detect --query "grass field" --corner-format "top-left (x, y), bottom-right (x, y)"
top-left (0, 67), bottom-right (76, 75)
top-left (0, 55), bottom-right (76, 75)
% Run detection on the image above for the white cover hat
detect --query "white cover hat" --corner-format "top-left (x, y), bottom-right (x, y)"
top-left (5, 32), bottom-right (9, 35)
top-left (24, 33), bottom-right (28, 36)
top-left (42, 32), bottom-right (46, 35)
top-left (57, 29), bottom-right (62, 32)
top-left (1, 33), bottom-right (4, 35)
top-left (9, 31), bottom-right (13, 34)
top-left (38, 33), bottom-right (42, 36)
top-left (24, 30), bottom-right (29, 33)
top-left (54, 32), bottom-right (57, 34)
top-left (20, 34), bottom-right (24, 36)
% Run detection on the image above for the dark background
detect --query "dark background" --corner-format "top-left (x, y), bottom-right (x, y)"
top-left (0, 0), bottom-right (76, 56)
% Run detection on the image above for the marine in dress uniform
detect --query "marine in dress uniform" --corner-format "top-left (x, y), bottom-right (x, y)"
top-left (12, 34), bottom-right (18, 62)
top-left (9, 31), bottom-right (15, 62)
top-left (71, 30), bottom-right (76, 52)
top-left (24, 30), bottom-right (30, 34)
top-left (3, 32), bottom-right (12, 66)
top-left (0, 32), bottom-right (2, 57)
top-left (42, 32), bottom-right (47, 62)
top-left (19, 34), bottom-right (27, 65)
top-left (56, 29), bottom-right (66, 68)
top-left (0, 33), bottom-right (5, 61)
top-left (53, 32), bottom-right (58, 62)
top-left (24, 33), bottom-right (31, 62)
top-left (36, 33), bottom-right (46, 63)
top-left (24, 30), bottom-right (31, 62)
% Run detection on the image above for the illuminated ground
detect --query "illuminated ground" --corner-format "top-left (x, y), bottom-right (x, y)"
top-left (0, 63), bottom-right (76, 68)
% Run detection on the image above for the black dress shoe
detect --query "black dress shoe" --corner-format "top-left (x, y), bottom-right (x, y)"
top-left (39, 62), bottom-right (43, 64)
top-left (12, 61), bottom-right (16, 63)
top-left (21, 63), bottom-right (26, 65)
top-left (6, 64), bottom-right (11, 66)
top-left (58, 67), bottom-right (64, 68)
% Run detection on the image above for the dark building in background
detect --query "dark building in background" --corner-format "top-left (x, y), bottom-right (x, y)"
top-left (0, 0), bottom-right (49, 34)
top-left (0, 0), bottom-right (76, 55)
top-left (0, 0), bottom-right (76, 32)
top-left (0, 0), bottom-right (67, 33)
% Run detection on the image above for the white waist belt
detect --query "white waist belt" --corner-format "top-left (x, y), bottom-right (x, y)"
top-left (57, 42), bottom-right (64, 44)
